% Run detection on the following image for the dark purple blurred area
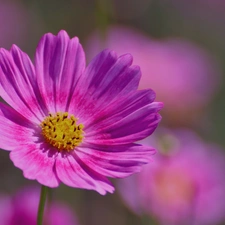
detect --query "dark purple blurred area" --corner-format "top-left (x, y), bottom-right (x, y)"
top-left (0, 0), bottom-right (225, 225)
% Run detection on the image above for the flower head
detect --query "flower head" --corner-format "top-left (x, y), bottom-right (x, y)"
top-left (0, 30), bottom-right (162, 194)
top-left (0, 187), bottom-right (78, 225)
top-left (118, 129), bottom-right (225, 224)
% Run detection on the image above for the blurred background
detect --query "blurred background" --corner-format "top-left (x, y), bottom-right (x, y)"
top-left (0, 0), bottom-right (225, 224)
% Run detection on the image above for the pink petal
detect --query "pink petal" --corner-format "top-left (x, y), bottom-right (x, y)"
top-left (55, 152), bottom-right (114, 195)
top-left (68, 49), bottom-right (141, 122)
top-left (88, 115), bottom-right (161, 145)
top-left (84, 89), bottom-right (156, 128)
top-left (85, 96), bottom-right (163, 145)
top-left (10, 142), bottom-right (60, 187)
top-left (0, 102), bottom-right (36, 151)
top-left (76, 144), bottom-right (155, 178)
top-left (35, 30), bottom-right (85, 113)
top-left (0, 45), bottom-right (47, 123)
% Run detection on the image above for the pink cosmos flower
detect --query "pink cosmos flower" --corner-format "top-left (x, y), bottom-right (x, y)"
top-left (0, 187), bottom-right (78, 225)
top-left (85, 26), bottom-right (220, 123)
top-left (118, 129), bottom-right (225, 225)
top-left (0, 30), bottom-right (162, 195)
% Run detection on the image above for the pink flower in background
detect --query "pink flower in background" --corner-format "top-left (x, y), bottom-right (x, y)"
top-left (118, 129), bottom-right (225, 225)
top-left (0, 187), bottom-right (78, 225)
top-left (86, 26), bottom-right (221, 123)
top-left (0, 30), bottom-right (162, 195)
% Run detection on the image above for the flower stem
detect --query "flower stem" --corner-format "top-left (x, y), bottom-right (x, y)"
top-left (37, 185), bottom-right (48, 225)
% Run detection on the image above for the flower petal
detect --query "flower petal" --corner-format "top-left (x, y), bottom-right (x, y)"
top-left (0, 102), bottom-right (36, 151)
top-left (87, 109), bottom-right (161, 145)
top-left (68, 49), bottom-right (141, 122)
top-left (76, 144), bottom-right (155, 178)
top-left (84, 89), bottom-right (156, 128)
top-left (10, 143), bottom-right (60, 187)
top-left (55, 152), bottom-right (114, 195)
top-left (35, 30), bottom-right (85, 113)
top-left (0, 45), bottom-right (47, 123)
top-left (84, 88), bottom-right (163, 144)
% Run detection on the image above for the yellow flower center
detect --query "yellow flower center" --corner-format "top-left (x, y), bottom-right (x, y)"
top-left (41, 112), bottom-right (84, 151)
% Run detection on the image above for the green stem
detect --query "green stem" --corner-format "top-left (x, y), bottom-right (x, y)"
top-left (37, 185), bottom-right (48, 225)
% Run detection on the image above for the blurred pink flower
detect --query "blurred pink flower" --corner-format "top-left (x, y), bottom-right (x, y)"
top-left (118, 129), bottom-right (225, 225)
top-left (0, 187), bottom-right (78, 225)
top-left (86, 26), bottom-right (221, 123)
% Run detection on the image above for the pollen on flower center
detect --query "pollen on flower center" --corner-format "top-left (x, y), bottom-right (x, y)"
top-left (41, 112), bottom-right (84, 151)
